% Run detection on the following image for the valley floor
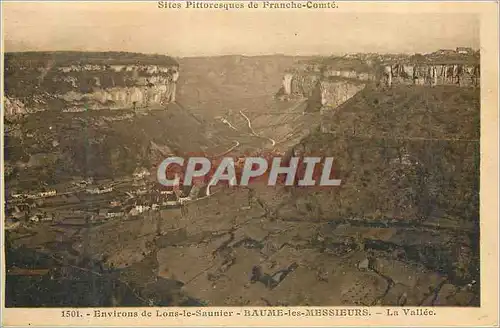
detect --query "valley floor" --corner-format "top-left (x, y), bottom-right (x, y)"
top-left (4, 85), bottom-right (480, 307)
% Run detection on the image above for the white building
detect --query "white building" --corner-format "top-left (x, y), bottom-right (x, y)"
top-left (129, 205), bottom-right (150, 216)
top-left (29, 215), bottom-right (39, 223)
top-left (456, 47), bottom-right (473, 55)
top-left (86, 187), bottom-right (113, 195)
top-left (133, 167), bottom-right (151, 180)
top-left (37, 190), bottom-right (57, 198)
top-left (106, 212), bottom-right (124, 219)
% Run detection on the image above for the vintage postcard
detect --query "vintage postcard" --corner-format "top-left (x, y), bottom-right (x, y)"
top-left (1, 0), bottom-right (498, 327)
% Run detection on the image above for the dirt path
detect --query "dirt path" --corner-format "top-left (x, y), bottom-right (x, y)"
top-left (239, 110), bottom-right (277, 148)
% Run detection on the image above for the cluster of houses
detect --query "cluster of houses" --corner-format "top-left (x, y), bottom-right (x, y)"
top-left (85, 186), bottom-right (114, 195)
top-left (434, 47), bottom-right (476, 56)
top-left (7, 184), bottom-right (100, 227)
top-left (7, 185), bottom-right (181, 228)
top-left (133, 167), bottom-right (151, 180)
top-left (72, 178), bottom-right (94, 188)
top-left (95, 188), bottom-right (180, 220)
top-left (7, 166), bottom-right (185, 229)
top-left (62, 107), bottom-right (87, 113)
top-left (6, 202), bottom-right (55, 225)
top-left (80, 167), bottom-right (180, 221)
top-left (341, 47), bottom-right (476, 62)
top-left (11, 189), bottom-right (57, 200)
top-left (28, 213), bottom-right (55, 223)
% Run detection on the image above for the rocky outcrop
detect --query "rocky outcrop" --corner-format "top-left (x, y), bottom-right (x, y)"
top-left (307, 79), bottom-right (366, 113)
top-left (4, 52), bottom-right (180, 118)
top-left (59, 76), bottom-right (178, 111)
top-left (277, 51), bottom-right (480, 114)
top-left (382, 63), bottom-right (480, 88)
top-left (277, 71), bottom-right (367, 113)
top-left (322, 68), bottom-right (376, 81)
top-left (275, 60), bottom-right (374, 113)
top-left (277, 71), bottom-right (321, 99)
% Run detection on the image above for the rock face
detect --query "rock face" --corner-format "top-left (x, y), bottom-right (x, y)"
top-left (315, 79), bottom-right (366, 113)
top-left (322, 68), bottom-right (375, 81)
top-left (289, 73), bottom-right (319, 98)
top-left (4, 52), bottom-right (180, 118)
top-left (276, 52), bottom-right (480, 113)
top-left (277, 72), bottom-right (366, 113)
top-left (59, 75), bottom-right (178, 111)
top-left (382, 63), bottom-right (480, 88)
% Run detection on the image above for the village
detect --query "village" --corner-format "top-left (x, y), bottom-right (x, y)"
top-left (4, 167), bottom-right (186, 231)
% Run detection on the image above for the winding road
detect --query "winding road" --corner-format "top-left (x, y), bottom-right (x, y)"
top-left (182, 99), bottom-right (308, 202)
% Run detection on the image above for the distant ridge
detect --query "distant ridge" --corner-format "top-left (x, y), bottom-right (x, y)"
top-left (4, 51), bottom-right (179, 67)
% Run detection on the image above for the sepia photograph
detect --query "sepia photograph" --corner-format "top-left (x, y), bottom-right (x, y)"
top-left (1, 1), bottom-right (498, 327)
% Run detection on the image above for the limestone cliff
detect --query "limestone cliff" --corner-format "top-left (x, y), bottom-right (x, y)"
top-left (279, 71), bottom-right (321, 98)
top-left (306, 79), bottom-right (366, 113)
top-left (4, 52), bottom-right (179, 118)
top-left (382, 62), bottom-right (479, 87)
top-left (276, 62), bottom-right (373, 113)
top-left (277, 50), bottom-right (480, 113)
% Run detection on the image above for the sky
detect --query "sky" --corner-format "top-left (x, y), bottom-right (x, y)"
top-left (2, 2), bottom-right (480, 57)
